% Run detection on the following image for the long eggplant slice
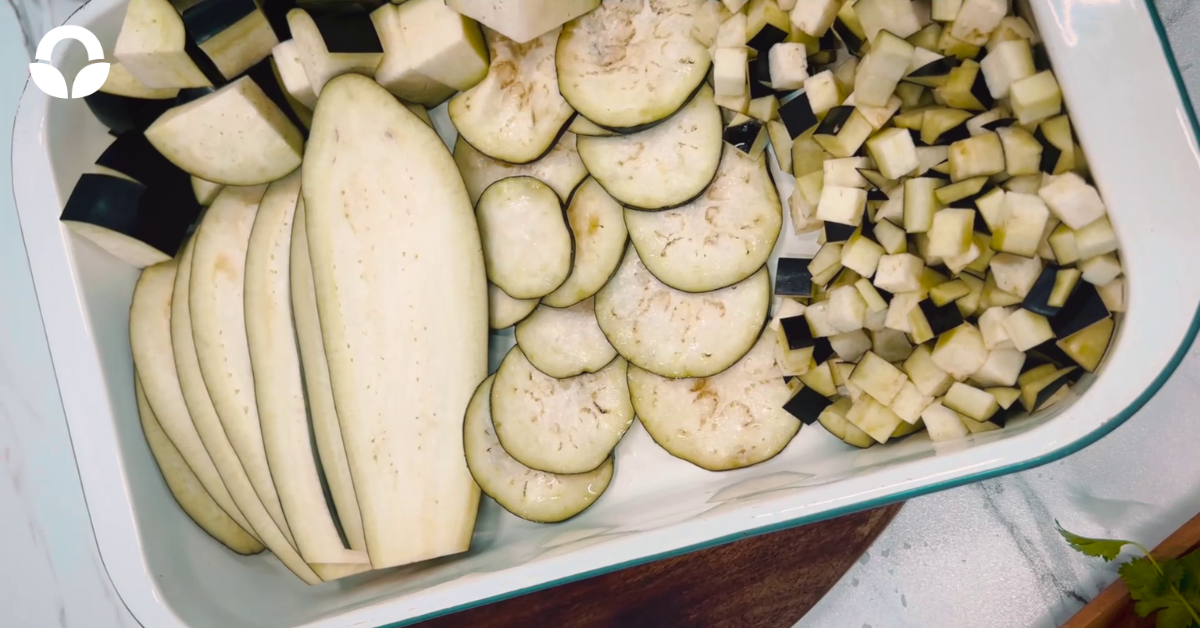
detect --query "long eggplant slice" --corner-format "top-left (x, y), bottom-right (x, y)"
top-left (542, 178), bottom-right (628, 308)
top-left (489, 282), bottom-right (540, 329)
top-left (172, 237), bottom-right (321, 584)
top-left (491, 347), bottom-right (634, 474)
top-left (465, 375), bottom-right (614, 523)
top-left (628, 333), bottom-right (800, 471)
top-left (303, 75), bottom-right (484, 568)
top-left (477, 176), bottom-right (574, 299)
top-left (595, 247), bottom-right (770, 378)
top-left (135, 375), bottom-right (264, 554)
top-left (290, 200), bottom-right (366, 551)
top-left (577, 84), bottom-right (723, 210)
top-left (245, 174), bottom-right (369, 566)
top-left (515, 297), bottom-right (617, 378)
top-left (449, 28), bottom-right (575, 164)
top-left (129, 261), bottom-right (255, 538)
top-left (624, 145), bottom-right (782, 292)
top-left (145, 76), bottom-right (304, 185)
top-left (556, 0), bottom-right (710, 130)
top-left (189, 185), bottom-right (296, 546)
top-left (453, 133), bottom-right (588, 206)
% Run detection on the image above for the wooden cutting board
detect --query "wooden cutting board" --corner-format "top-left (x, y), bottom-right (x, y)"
top-left (415, 503), bottom-right (903, 628)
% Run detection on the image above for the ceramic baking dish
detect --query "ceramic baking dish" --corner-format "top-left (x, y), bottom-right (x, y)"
top-left (11, 1), bottom-right (1200, 626)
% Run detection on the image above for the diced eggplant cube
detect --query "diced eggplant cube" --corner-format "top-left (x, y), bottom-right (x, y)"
top-left (992, 192), bottom-right (1049, 257)
top-left (841, 232), bottom-right (886, 277)
top-left (950, 0), bottom-right (1006, 45)
top-left (944, 382), bottom-right (999, 421)
top-left (930, 279), bottom-right (970, 306)
top-left (1022, 367), bottom-right (1077, 412)
top-left (884, 290), bottom-right (920, 332)
top-left (936, 59), bottom-right (993, 111)
top-left (850, 93), bottom-right (903, 130)
top-left (1048, 268), bottom-right (1083, 308)
top-left (903, 344), bottom-right (954, 396)
top-left (847, 395), bottom-right (905, 444)
top-left (971, 347), bottom-right (1026, 387)
top-left (931, 0), bottom-right (963, 22)
top-left (904, 177), bottom-right (946, 233)
top-left (790, 0), bottom-right (842, 37)
top-left (989, 253), bottom-right (1042, 298)
top-left (776, 257), bottom-right (816, 297)
top-left (780, 314), bottom-right (819, 350)
top-left (1002, 308), bottom-right (1054, 351)
top-left (818, 186), bottom-right (868, 226)
top-left (723, 119), bottom-right (769, 158)
top-left (968, 109), bottom-right (1011, 136)
top-left (1010, 70), bottom-right (1063, 125)
top-left (823, 221), bottom-right (858, 243)
top-left (874, 254), bottom-right (925, 293)
top-left (934, 177), bottom-right (988, 205)
top-left (810, 242), bottom-right (845, 286)
top-left (714, 48), bottom-right (750, 98)
top-left (927, 208), bottom-right (975, 258)
top-left (872, 327), bottom-right (914, 362)
top-left (849, 351), bottom-right (908, 406)
top-left (833, 18), bottom-right (866, 57)
top-left (1050, 281), bottom-right (1110, 338)
top-left (948, 132), bottom-right (1005, 181)
top-left (783, 386), bottom-right (834, 424)
top-left (856, 278), bottom-right (891, 313)
top-left (804, 71), bottom-right (842, 117)
top-left (992, 126), bottom-right (1042, 177)
top-left (1097, 277), bottom-right (1126, 313)
top-left (855, 31), bottom-right (916, 107)
top-left (1036, 115), bottom-right (1076, 174)
top-left (717, 11), bottom-right (748, 48)
top-left (831, 329), bottom-right (873, 362)
top-left (815, 109), bottom-right (874, 157)
top-left (905, 55), bottom-right (961, 88)
top-left (889, 380), bottom-right (934, 425)
top-left (828, 286), bottom-right (869, 333)
top-left (1038, 172), bottom-right (1107, 230)
top-left (824, 157), bottom-right (873, 188)
top-left (979, 39), bottom-right (1035, 99)
top-left (931, 323), bottom-right (988, 380)
top-left (1074, 216), bottom-right (1119, 259)
top-left (1021, 263), bottom-right (1063, 315)
top-left (749, 20), bottom-right (790, 55)
top-left (867, 128), bottom-right (919, 179)
top-left (1056, 317), bottom-right (1114, 373)
top-left (921, 401), bottom-right (970, 441)
top-left (919, 298), bottom-right (966, 336)
top-left (799, 359), bottom-right (839, 396)
top-left (855, 0), bottom-right (921, 41)
top-left (873, 219), bottom-right (908, 254)
top-left (768, 43), bottom-right (810, 90)
top-left (987, 386), bottom-right (1021, 411)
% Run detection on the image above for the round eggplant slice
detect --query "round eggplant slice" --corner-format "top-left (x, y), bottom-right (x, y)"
top-left (477, 176), bottom-right (574, 299)
top-left (449, 28), bottom-right (575, 164)
top-left (568, 115), bottom-right (616, 137)
top-left (489, 282), bottom-right (539, 329)
top-left (628, 334), bottom-right (800, 471)
top-left (515, 297), bottom-right (617, 379)
top-left (556, 0), bottom-right (711, 131)
top-left (541, 178), bottom-right (628, 308)
top-left (491, 347), bottom-right (634, 475)
top-left (576, 84), bottom-right (723, 211)
top-left (465, 375), bottom-right (614, 523)
top-left (595, 247), bottom-right (770, 379)
top-left (625, 145), bottom-right (782, 292)
top-left (454, 133), bottom-right (588, 206)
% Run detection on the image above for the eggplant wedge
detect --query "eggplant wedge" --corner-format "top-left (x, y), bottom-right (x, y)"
top-left (245, 173), bottom-right (369, 567)
top-left (577, 84), bottom-right (723, 211)
top-left (181, 0), bottom-right (280, 80)
top-left (556, 0), bottom-right (710, 130)
top-left (171, 237), bottom-right (321, 585)
top-left (453, 133), bottom-right (587, 206)
top-left (135, 375), bottom-right (264, 554)
top-left (464, 375), bottom-right (613, 523)
top-left (629, 333), bottom-right (801, 471)
top-left (596, 247), bottom-right (770, 378)
top-left (488, 282), bottom-right (540, 329)
top-left (515, 297), bottom-right (618, 379)
top-left (624, 145), bottom-right (782, 292)
top-left (84, 63), bottom-right (178, 134)
top-left (491, 347), bottom-right (634, 475)
top-left (477, 176), bottom-right (574, 299)
top-left (60, 174), bottom-right (199, 268)
top-left (114, 0), bottom-right (213, 89)
top-left (303, 74), bottom-right (485, 569)
top-left (541, 178), bottom-right (628, 308)
top-left (449, 28), bottom-right (575, 164)
top-left (290, 200), bottom-right (367, 552)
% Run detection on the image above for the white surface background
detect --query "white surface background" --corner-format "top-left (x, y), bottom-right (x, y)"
top-left (2, 2), bottom-right (1199, 627)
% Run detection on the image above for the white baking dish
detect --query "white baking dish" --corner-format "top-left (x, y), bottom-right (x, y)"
top-left (11, 1), bottom-right (1200, 627)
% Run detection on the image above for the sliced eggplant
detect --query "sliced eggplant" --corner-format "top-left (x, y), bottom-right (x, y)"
top-left (492, 347), bottom-right (634, 474)
top-left (303, 75), bottom-right (485, 568)
top-left (630, 333), bottom-right (800, 471)
top-left (541, 178), bottom-right (629, 308)
top-left (447, 0), bottom-right (601, 45)
top-left (61, 174), bottom-right (200, 268)
top-left (287, 8), bottom-right (382, 96)
top-left (134, 375), bottom-right (263, 555)
top-left (624, 145), bottom-right (781, 292)
top-left (488, 283), bottom-right (539, 329)
top-left (449, 28), bottom-right (574, 164)
top-left (115, 0), bottom-right (214, 89)
top-left (568, 115), bottom-right (616, 137)
top-left (454, 133), bottom-right (588, 206)
top-left (477, 176), bottom-right (574, 299)
top-left (145, 76), bottom-right (303, 185)
top-left (96, 132), bottom-right (190, 189)
top-left (192, 176), bottom-right (224, 206)
top-left (290, 200), bottom-right (366, 552)
top-left (180, 0), bottom-right (280, 80)
top-left (515, 297), bottom-right (618, 379)
top-left (271, 38), bottom-right (318, 110)
top-left (245, 174), bottom-right (369, 566)
top-left (596, 247), bottom-right (770, 378)
top-left (577, 84), bottom-right (723, 211)
top-left (129, 261), bottom-right (255, 539)
top-left (84, 63), bottom-right (179, 134)
top-left (556, 0), bottom-right (710, 130)
top-left (465, 375), bottom-right (613, 523)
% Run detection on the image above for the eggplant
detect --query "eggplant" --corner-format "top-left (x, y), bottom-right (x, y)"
top-left (477, 177), bottom-right (574, 300)
top-left (515, 298), bottom-right (617, 379)
top-left (95, 132), bottom-right (190, 190)
top-left (61, 174), bottom-right (200, 268)
top-left (784, 385), bottom-right (835, 425)
top-left (905, 56), bottom-right (961, 88)
top-left (917, 299), bottom-right (966, 337)
top-left (84, 63), bottom-right (179, 134)
top-left (1022, 264), bottom-right (1066, 316)
top-left (723, 119), bottom-right (769, 159)
top-left (778, 91), bottom-right (820, 139)
top-left (542, 177), bottom-right (628, 308)
top-left (776, 257), bottom-right (815, 297)
top-left (175, 0), bottom-right (278, 80)
top-left (114, 0), bottom-right (215, 89)
top-left (1049, 281), bottom-right (1110, 338)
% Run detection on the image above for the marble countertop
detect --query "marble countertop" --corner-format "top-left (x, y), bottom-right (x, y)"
top-left (3, 2), bottom-right (1200, 627)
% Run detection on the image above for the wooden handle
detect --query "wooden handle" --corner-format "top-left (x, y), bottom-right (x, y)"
top-left (1062, 511), bottom-right (1200, 628)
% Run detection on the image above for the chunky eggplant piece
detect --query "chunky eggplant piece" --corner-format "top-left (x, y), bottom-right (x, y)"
top-left (515, 298), bottom-right (617, 379)
top-left (625, 145), bottom-right (781, 292)
top-left (631, 334), bottom-right (800, 470)
top-left (1022, 264), bottom-right (1065, 316)
top-left (448, 0), bottom-right (600, 44)
top-left (134, 376), bottom-right (263, 555)
top-left (556, 0), bottom-right (710, 130)
top-left (303, 75), bottom-right (485, 568)
top-left (450, 28), bottom-right (573, 164)
top-left (177, 0), bottom-right (279, 80)
top-left (817, 397), bottom-right (876, 448)
top-left (784, 385), bottom-right (834, 425)
top-left (61, 174), bottom-right (200, 268)
top-left (776, 257), bottom-right (815, 297)
top-left (96, 132), bottom-right (190, 190)
top-left (492, 347), bottom-right (633, 474)
top-left (722, 118), bottom-right (769, 159)
top-left (596, 247), bottom-right (770, 378)
top-left (145, 76), bottom-right (303, 185)
top-left (465, 375), bottom-right (613, 524)
top-left (1049, 280), bottom-right (1110, 339)
top-left (541, 178), bottom-right (628, 308)
top-left (116, 0), bottom-right (214, 89)
top-left (577, 85), bottom-right (723, 211)
top-left (813, 106), bottom-right (873, 157)
top-left (287, 8), bottom-right (382, 98)
top-left (453, 133), bottom-right (587, 206)
top-left (915, 298), bottom-right (966, 337)
top-left (84, 64), bottom-right (179, 134)
top-left (905, 55), bottom-right (961, 88)
top-left (1056, 317), bottom-right (1114, 373)
top-left (370, 1), bottom-right (475, 106)
top-left (477, 176), bottom-right (574, 299)
top-left (1034, 114), bottom-right (1075, 174)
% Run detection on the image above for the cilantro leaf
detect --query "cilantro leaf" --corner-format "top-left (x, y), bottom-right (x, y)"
top-left (1123, 556), bottom-right (1168, 603)
top-left (1057, 521), bottom-right (1138, 561)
